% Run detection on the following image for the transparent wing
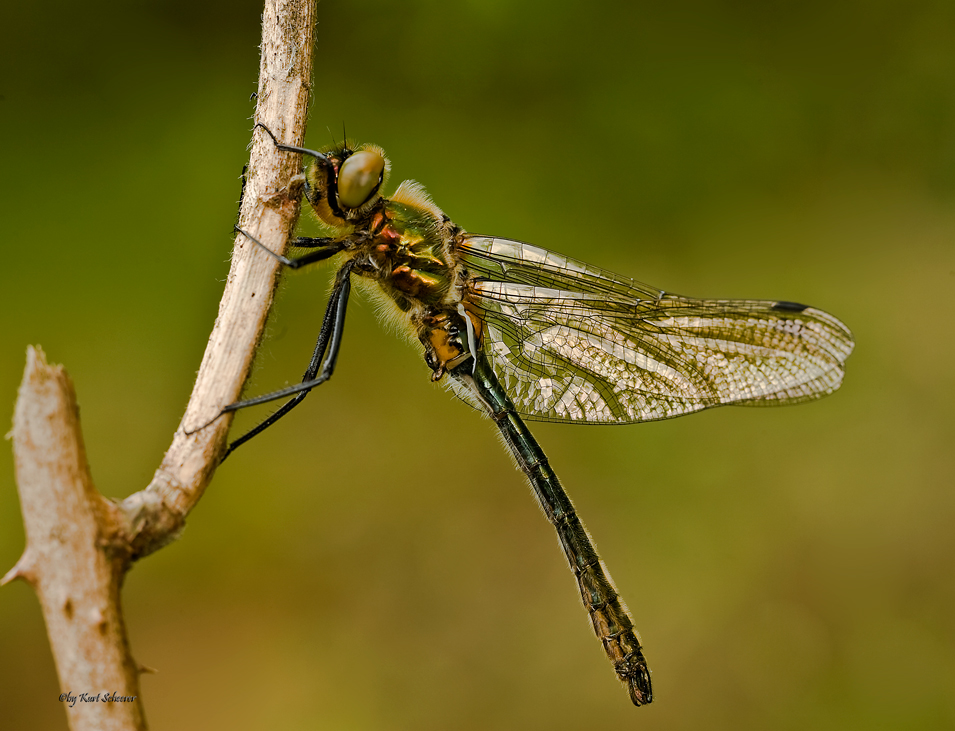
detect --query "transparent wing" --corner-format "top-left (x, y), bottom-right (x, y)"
top-left (459, 235), bottom-right (855, 424)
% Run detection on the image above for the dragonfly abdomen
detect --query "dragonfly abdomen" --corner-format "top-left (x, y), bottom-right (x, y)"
top-left (556, 506), bottom-right (653, 705)
top-left (461, 354), bottom-right (653, 705)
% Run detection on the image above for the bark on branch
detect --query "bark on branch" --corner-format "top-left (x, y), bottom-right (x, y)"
top-left (4, 348), bottom-right (146, 730)
top-left (4, 2), bottom-right (318, 729)
top-left (123, 0), bottom-right (318, 560)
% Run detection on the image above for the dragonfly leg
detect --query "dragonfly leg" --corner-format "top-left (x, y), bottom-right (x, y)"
top-left (236, 121), bottom-right (330, 228)
top-left (291, 236), bottom-right (338, 249)
top-left (254, 122), bottom-right (330, 166)
top-left (217, 261), bottom-right (354, 460)
top-left (234, 226), bottom-right (345, 268)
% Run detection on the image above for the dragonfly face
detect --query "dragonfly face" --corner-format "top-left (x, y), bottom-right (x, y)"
top-left (302, 140), bottom-right (391, 226)
top-left (223, 128), bottom-right (855, 706)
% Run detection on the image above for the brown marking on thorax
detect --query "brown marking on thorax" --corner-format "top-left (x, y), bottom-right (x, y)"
top-left (365, 216), bottom-right (453, 306)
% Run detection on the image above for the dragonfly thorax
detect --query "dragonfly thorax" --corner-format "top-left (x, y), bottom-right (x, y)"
top-left (336, 175), bottom-right (481, 380)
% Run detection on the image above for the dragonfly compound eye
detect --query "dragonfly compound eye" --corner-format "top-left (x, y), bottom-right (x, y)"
top-left (337, 149), bottom-right (385, 208)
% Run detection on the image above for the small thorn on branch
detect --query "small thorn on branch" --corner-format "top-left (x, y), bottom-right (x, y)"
top-left (1, 552), bottom-right (37, 587)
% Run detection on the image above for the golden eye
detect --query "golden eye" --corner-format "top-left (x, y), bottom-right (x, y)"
top-left (337, 150), bottom-right (385, 208)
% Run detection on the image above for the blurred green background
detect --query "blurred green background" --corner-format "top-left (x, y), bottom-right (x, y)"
top-left (2, 0), bottom-right (953, 729)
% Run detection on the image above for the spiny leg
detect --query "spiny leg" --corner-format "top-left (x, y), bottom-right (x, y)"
top-left (292, 236), bottom-right (340, 249)
top-left (221, 259), bottom-right (355, 460)
top-left (195, 123), bottom-right (349, 457)
top-left (185, 226), bottom-right (351, 455)
top-left (234, 226), bottom-right (345, 268)
top-left (239, 123), bottom-right (334, 248)
top-left (254, 122), bottom-right (330, 166)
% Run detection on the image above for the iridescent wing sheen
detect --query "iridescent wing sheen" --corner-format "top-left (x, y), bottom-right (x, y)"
top-left (458, 235), bottom-right (855, 425)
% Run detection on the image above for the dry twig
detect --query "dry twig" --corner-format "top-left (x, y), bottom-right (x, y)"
top-left (3, 1), bottom-right (318, 728)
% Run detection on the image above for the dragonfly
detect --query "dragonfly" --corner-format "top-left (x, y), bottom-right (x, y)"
top-left (197, 123), bottom-right (855, 706)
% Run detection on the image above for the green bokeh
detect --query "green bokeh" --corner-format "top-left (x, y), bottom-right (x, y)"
top-left (2, 1), bottom-right (953, 729)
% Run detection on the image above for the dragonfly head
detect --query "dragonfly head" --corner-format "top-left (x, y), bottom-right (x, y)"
top-left (304, 142), bottom-right (391, 227)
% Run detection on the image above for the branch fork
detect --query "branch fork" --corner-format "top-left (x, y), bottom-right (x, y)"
top-left (4, 2), bottom-right (318, 729)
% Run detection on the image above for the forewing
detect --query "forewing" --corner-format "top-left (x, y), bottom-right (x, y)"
top-left (459, 235), bottom-right (855, 424)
